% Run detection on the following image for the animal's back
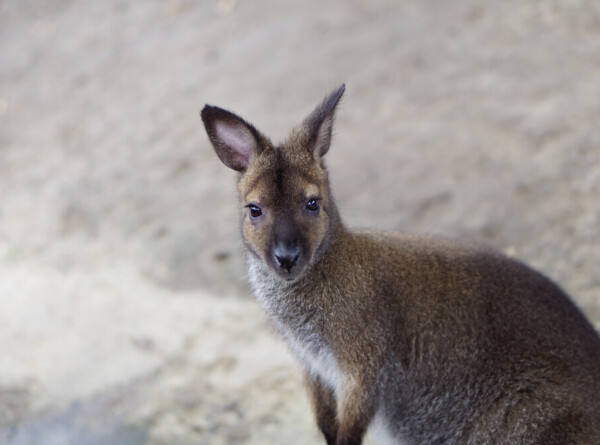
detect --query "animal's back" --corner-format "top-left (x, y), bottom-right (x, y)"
top-left (350, 230), bottom-right (600, 443)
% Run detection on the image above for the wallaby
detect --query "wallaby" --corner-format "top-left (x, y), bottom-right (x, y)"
top-left (200, 85), bottom-right (600, 445)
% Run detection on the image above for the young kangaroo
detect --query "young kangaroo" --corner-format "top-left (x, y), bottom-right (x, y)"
top-left (201, 85), bottom-right (600, 444)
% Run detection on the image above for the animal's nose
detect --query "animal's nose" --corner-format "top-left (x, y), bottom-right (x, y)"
top-left (274, 242), bottom-right (300, 272)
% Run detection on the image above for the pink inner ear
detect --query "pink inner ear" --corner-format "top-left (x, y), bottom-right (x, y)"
top-left (215, 120), bottom-right (256, 165)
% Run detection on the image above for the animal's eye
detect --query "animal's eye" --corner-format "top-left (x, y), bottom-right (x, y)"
top-left (306, 198), bottom-right (320, 212)
top-left (247, 204), bottom-right (263, 218)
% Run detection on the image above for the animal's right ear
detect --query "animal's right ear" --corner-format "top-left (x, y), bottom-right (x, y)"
top-left (301, 84), bottom-right (345, 158)
top-left (200, 105), bottom-right (265, 172)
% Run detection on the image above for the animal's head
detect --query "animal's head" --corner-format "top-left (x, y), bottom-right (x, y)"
top-left (201, 85), bottom-right (345, 282)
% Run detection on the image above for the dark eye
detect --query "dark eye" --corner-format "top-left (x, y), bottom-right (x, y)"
top-left (248, 204), bottom-right (262, 218)
top-left (306, 198), bottom-right (320, 212)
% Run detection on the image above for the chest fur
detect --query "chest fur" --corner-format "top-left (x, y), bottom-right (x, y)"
top-left (248, 257), bottom-right (344, 393)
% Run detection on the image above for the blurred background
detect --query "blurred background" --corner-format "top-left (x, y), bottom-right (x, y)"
top-left (1, 0), bottom-right (599, 444)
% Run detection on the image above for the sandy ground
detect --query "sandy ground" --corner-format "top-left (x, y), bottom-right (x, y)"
top-left (1, 0), bottom-right (600, 443)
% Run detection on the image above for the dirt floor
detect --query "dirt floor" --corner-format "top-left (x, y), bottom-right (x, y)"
top-left (1, 0), bottom-right (600, 443)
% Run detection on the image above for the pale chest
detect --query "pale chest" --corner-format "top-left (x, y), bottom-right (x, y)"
top-left (248, 259), bottom-right (344, 393)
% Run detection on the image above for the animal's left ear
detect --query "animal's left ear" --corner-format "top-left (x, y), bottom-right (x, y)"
top-left (201, 105), bottom-right (267, 172)
top-left (302, 84), bottom-right (345, 157)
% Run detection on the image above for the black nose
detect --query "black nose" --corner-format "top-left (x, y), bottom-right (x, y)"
top-left (274, 243), bottom-right (300, 272)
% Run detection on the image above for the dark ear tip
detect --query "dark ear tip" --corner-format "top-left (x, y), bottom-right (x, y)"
top-left (200, 105), bottom-right (228, 126)
top-left (327, 84), bottom-right (345, 109)
top-left (200, 105), bottom-right (211, 121)
top-left (200, 104), bottom-right (216, 117)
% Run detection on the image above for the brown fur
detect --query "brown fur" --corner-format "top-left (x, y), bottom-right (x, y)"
top-left (201, 85), bottom-right (600, 445)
